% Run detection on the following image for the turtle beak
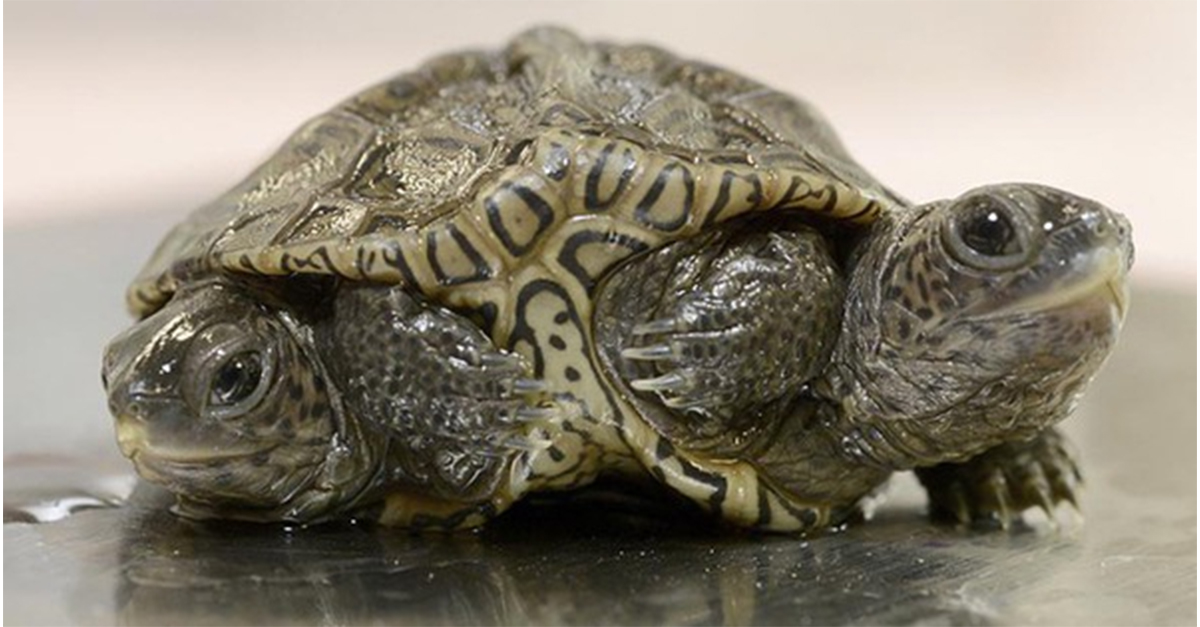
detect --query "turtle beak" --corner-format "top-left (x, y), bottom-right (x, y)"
top-left (104, 323), bottom-right (165, 458)
top-left (103, 311), bottom-right (208, 462)
top-left (1106, 277), bottom-right (1129, 319)
top-left (103, 336), bottom-right (188, 466)
top-left (103, 312), bottom-right (181, 418)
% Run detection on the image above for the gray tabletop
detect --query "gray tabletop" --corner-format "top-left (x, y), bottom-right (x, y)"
top-left (5, 210), bottom-right (1196, 626)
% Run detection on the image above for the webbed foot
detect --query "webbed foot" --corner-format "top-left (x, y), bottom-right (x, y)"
top-left (915, 428), bottom-right (1082, 530)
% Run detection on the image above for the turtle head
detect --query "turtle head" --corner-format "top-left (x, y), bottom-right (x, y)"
top-left (102, 280), bottom-right (377, 522)
top-left (835, 183), bottom-right (1133, 467)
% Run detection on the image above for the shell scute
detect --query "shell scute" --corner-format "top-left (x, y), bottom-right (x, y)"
top-left (547, 215), bottom-right (659, 293)
top-left (476, 173), bottom-right (564, 262)
top-left (344, 122), bottom-right (496, 211)
top-left (574, 137), bottom-right (647, 214)
top-left (424, 220), bottom-right (498, 288)
top-left (630, 160), bottom-right (696, 233)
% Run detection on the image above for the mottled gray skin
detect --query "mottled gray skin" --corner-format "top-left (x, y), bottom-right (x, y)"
top-left (596, 183), bottom-right (1131, 527)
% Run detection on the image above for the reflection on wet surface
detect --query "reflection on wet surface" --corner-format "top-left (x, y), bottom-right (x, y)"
top-left (119, 489), bottom-right (1005, 626)
top-left (5, 477), bottom-right (1036, 626)
top-left (5, 458), bottom-right (1194, 626)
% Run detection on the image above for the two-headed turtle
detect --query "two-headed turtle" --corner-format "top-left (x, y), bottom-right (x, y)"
top-left (103, 27), bottom-right (1133, 531)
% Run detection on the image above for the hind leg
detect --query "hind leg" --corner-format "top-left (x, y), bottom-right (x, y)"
top-left (916, 428), bottom-right (1082, 529)
top-left (595, 218), bottom-right (844, 438)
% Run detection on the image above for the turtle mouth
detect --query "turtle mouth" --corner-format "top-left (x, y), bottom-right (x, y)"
top-left (115, 420), bottom-right (145, 458)
top-left (983, 246), bottom-right (1129, 320)
top-left (117, 420), bottom-right (269, 469)
top-left (127, 444), bottom-right (289, 507)
top-left (1104, 277), bottom-right (1129, 319)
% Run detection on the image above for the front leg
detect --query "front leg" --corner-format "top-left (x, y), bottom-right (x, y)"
top-left (597, 218), bottom-right (844, 431)
top-left (318, 284), bottom-right (552, 526)
top-left (915, 428), bottom-right (1082, 529)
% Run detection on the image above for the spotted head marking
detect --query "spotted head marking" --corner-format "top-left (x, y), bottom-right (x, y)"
top-left (830, 183), bottom-right (1134, 467)
top-left (102, 279), bottom-right (378, 522)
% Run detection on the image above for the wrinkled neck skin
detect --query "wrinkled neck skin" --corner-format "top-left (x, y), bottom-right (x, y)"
top-left (814, 207), bottom-right (1120, 472)
top-left (242, 414), bottom-right (387, 523)
top-left (273, 410), bottom-right (439, 524)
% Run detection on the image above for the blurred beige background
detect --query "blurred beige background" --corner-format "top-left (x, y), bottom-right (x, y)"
top-left (6, 0), bottom-right (1196, 285)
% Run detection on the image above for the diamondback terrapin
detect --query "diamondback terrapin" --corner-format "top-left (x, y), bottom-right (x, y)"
top-left (102, 27), bottom-right (1133, 531)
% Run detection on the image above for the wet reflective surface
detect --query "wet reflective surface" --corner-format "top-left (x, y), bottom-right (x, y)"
top-left (5, 211), bottom-right (1196, 626)
top-left (4, 458), bottom-right (1195, 626)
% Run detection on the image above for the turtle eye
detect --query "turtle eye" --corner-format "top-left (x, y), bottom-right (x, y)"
top-left (210, 351), bottom-right (264, 407)
top-left (960, 206), bottom-right (1018, 257)
top-left (945, 195), bottom-right (1032, 270)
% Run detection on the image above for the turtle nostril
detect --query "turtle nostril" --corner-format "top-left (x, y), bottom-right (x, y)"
top-left (1082, 210), bottom-right (1122, 241)
top-left (109, 391), bottom-right (141, 422)
top-left (1115, 214), bottom-right (1132, 239)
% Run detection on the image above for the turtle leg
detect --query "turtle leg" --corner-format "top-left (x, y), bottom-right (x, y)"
top-left (915, 428), bottom-right (1082, 530)
top-left (595, 217), bottom-right (844, 427)
top-left (317, 284), bottom-right (550, 520)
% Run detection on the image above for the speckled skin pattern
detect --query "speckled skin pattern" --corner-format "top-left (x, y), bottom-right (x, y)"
top-left (102, 27), bottom-right (1134, 532)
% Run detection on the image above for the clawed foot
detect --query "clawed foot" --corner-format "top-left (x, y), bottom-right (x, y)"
top-left (471, 352), bottom-right (560, 425)
top-left (475, 352), bottom-right (549, 402)
top-left (917, 430), bottom-right (1082, 530)
top-left (619, 309), bottom-right (743, 413)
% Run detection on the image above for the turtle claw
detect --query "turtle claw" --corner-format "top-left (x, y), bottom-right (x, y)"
top-left (1019, 462), bottom-right (1059, 525)
top-left (630, 372), bottom-right (692, 393)
top-left (991, 476), bottom-right (1015, 530)
top-left (944, 482), bottom-right (972, 527)
top-left (516, 405), bottom-right (559, 421)
top-left (620, 310), bottom-right (737, 414)
top-left (511, 378), bottom-right (551, 395)
top-left (663, 394), bottom-right (722, 410)
top-left (481, 352), bottom-right (524, 370)
top-left (621, 344), bottom-right (676, 361)
top-left (631, 318), bottom-right (682, 336)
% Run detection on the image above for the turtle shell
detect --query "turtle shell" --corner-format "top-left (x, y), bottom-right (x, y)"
top-left (129, 27), bottom-right (895, 322)
top-left (126, 27), bottom-right (902, 529)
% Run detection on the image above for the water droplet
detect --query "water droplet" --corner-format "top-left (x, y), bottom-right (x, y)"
top-left (5, 495), bottom-right (123, 524)
top-left (4, 456), bottom-right (136, 523)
